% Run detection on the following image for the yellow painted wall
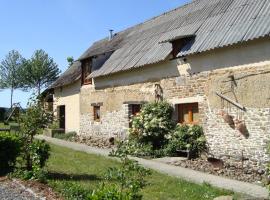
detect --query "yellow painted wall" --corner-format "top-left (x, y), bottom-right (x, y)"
top-left (94, 38), bottom-right (270, 89)
top-left (53, 80), bottom-right (81, 133)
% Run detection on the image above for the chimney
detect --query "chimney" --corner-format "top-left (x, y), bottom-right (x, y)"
top-left (109, 29), bottom-right (114, 40)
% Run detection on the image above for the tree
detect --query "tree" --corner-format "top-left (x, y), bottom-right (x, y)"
top-left (18, 96), bottom-right (53, 174)
top-left (0, 50), bottom-right (25, 108)
top-left (67, 56), bottom-right (74, 67)
top-left (22, 49), bottom-right (60, 95)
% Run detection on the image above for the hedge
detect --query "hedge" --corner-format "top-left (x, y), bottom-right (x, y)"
top-left (0, 132), bottom-right (21, 174)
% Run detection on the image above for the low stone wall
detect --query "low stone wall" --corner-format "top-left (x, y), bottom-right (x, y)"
top-left (70, 135), bottom-right (115, 149)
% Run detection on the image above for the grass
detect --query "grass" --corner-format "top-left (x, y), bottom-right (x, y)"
top-left (0, 122), bottom-right (20, 135)
top-left (46, 144), bottom-right (236, 200)
top-left (0, 122), bottom-right (8, 128)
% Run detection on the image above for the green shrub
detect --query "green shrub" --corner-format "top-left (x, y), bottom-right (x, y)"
top-left (16, 97), bottom-right (53, 181)
top-left (112, 102), bottom-right (206, 160)
top-left (49, 121), bottom-right (59, 129)
top-left (89, 184), bottom-right (122, 200)
top-left (129, 101), bottom-right (175, 149)
top-left (13, 139), bottom-right (50, 182)
top-left (165, 124), bottom-right (206, 158)
top-left (110, 139), bottom-right (166, 158)
top-left (0, 132), bottom-right (21, 174)
top-left (28, 140), bottom-right (50, 181)
top-left (29, 140), bottom-right (50, 168)
top-left (110, 139), bottom-right (153, 158)
top-left (51, 181), bottom-right (91, 200)
top-left (90, 155), bottom-right (150, 200)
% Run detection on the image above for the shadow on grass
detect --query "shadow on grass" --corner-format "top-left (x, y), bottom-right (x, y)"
top-left (47, 171), bottom-right (102, 182)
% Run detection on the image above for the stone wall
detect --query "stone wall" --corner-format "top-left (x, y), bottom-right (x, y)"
top-left (162, 64), bottom-right (270, 167)
top-left (79, 81), bottom-right (156, 138)
top-left (80, 104), bottom-right (129, 138)
top-left (205, 107), bottom-right (270, 167)
top-left (79, 63), bottom-right (270, 167)
top-left (78, 37), bottom-right (270, 167)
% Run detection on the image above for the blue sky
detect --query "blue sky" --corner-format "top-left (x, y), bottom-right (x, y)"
top-left (0, 0), bottom-right (189, 108)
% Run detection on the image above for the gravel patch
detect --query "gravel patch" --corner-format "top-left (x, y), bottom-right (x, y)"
top-left (0, 179), bottom-right (38, 200)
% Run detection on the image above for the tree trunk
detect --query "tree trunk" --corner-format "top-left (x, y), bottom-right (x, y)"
top-left (26, 154), bottom-right (32, 171)
top-left (10, 87), bottom-right (14, 108)
top-left (37, 82), bottom-right (41, 96)
top-left (26, 135), bottom-right (34, 171)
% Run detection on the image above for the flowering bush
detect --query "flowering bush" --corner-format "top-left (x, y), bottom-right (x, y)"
top-left (129, 101), bottom-right (175, 149)
top-left (112, 102), bottom-right (207, 160)
top-left (165, 124), bottom-right (207, 158)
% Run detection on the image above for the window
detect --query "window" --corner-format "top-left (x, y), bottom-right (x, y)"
top-left (177, 103), bottom-right (199, 124)
top-left (131, 104), bottom-right (141, 116)
top-left (93, 106), bottom-right (100, 122)
top-left (129, 104), bottom-right (141, 127)
top-left (82, 59), bottom-right (92, 85)
top-left (171, 37), bottom-right (194, 58)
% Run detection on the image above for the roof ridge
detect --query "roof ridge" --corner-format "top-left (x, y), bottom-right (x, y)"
top-left (91, 1), bottom-right (196, 43)
top-left (117, 1), bottom-right (199, 35)
top-left (79, 0), bottom-right (198, 59)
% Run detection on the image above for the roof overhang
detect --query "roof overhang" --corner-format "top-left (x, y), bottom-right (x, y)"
top-left (159, 34), bottom-right (196, 43)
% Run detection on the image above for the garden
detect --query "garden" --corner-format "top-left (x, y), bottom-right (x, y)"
top-left (109, 102), bottom-right (266, 184)
top-left (0, 93), bottom-right (237, 199)
top-left (56, 101), bottom-right (266, 184)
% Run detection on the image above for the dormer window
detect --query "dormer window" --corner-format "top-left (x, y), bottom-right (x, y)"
top-left (81, 58), bottom-right (92, 85)
top-left (170, 36), bottom-right (194, 58)
top-left (172, 39), bottom-right (186, 58)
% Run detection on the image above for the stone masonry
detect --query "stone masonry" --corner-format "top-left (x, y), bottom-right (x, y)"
top-left (79, 63), bottom-right (270, 167)
top-left (80, 104), bottom-right (129, 138)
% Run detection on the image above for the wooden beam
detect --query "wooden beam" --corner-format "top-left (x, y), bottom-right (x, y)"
top-left (91, 102), bottom-right (103, 106)
top-left (215, 92), bottom-right (246, 111)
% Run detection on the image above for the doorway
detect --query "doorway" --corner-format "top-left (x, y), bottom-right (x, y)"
top-left (58, 105), bottom-right (65, 130)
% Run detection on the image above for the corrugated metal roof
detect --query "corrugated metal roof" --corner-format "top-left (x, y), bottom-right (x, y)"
top-left (178, 0), bottom-right (270, 56)
top-left (80, 0), bottom-right (270, 78)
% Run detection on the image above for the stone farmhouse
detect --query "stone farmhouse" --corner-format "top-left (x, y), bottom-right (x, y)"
top-left (47, 0), bottom-right (270, 167)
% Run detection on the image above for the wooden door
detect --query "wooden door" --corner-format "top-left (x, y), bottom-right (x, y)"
top-left (59, 105), bottom-right (65, 130)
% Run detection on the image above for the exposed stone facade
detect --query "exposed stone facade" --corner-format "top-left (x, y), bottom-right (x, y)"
top-left (80, 104), bottom-right (129, 138)
top-left (76, 39), bottom-right (270, 169)
top-left (163, 64), bottom-right (270, 167)
top-left (79, 80), bottom-right (156, 138)
top-left (79, 62), bottom-right (270, 167)
top-left (205, 107), bottom-right (270, 167)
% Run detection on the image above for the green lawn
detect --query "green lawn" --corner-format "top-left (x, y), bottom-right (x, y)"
top-left (46, 145), bottom-right (236, 200)
top-left (0, 122), bottom-right (8, 128)
top-left (0, 122), bottom-right (20, 135)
